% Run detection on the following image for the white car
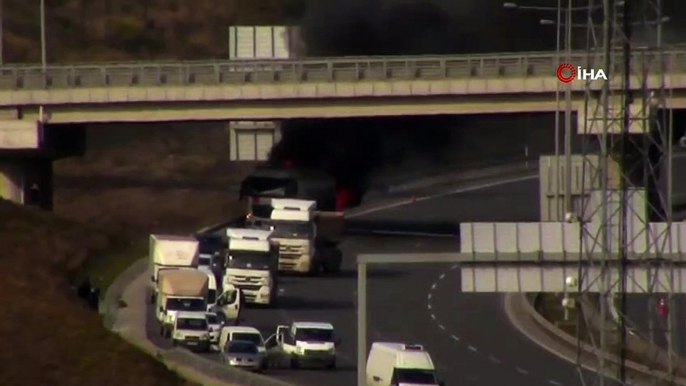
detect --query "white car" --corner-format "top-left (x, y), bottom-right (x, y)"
top-left (205, 312), bottom-right (222, 348)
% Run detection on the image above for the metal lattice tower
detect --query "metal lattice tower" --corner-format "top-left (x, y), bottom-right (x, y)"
top-left (576, 0), bottom-right (675, 385)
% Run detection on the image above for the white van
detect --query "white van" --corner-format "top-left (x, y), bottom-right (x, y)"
top-left (366, 343), bottom-right (443, 386)
top-left (219, 326), bottom-right (266, 353)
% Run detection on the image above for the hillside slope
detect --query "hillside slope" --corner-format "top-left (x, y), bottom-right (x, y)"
top-left (5, 0), bottom-right (299, 62)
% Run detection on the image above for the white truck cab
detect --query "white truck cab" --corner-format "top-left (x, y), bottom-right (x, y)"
top-left (267, 321), bottom-right (339, 369)
top-left (248, 199), bottom-right (316, 273)
top-left (171, 311), bottom-right (211, 352)
top-left (219, 326), bottom-right (266, 353)
top-left (156, 269), bottom-right (209, 338)
top-left (366, 343), bottom-right (443, 386)
top-left (224, 228), bottom-right (279, 306)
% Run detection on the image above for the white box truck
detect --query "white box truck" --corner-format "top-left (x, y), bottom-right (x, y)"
top-left (366, 343), bottom-right (443, 386)
top-left (224, 228), bottom-right (279, 306)
top-left (247, 198), bottom-right (342, 274)
top-left (149, 234), bottom-right (199, 303)
top-left (156, 269), bottom-right (209, 338)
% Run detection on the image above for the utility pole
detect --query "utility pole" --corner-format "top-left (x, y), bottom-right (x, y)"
top-left (40, 0), bottom-right (46, 70)
top-left (554, 0), bottom-right (562, 219)
top-left (0, 0), bottom-right (4, 65)
top-left (563, 0), bottom-right (573, 215)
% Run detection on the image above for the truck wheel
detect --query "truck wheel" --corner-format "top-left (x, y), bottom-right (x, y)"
top-left (327, 359), bottom-right (336, 370)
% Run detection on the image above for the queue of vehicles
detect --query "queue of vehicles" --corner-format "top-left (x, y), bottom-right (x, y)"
top-left (146, 166), bottom-right (445, 384)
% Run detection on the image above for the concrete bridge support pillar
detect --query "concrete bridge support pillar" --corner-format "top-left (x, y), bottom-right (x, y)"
top-left (0, 159), bottom-right (53, 209)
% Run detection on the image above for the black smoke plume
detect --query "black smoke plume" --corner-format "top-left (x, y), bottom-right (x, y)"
top-left (269, 0), bottom-right (686, 202)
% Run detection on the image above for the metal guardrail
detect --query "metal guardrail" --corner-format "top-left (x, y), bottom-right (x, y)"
top-left (1, 49), bottom-right (685, 90)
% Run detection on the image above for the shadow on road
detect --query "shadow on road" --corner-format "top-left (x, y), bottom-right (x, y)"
top-left (277, 297), bottom-right (354, 311)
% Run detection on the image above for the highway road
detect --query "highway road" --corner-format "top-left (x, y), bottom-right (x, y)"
top-left (144, 173), bottom-right (603, 386)
top-left (142, 151), bottom-right (686, 386)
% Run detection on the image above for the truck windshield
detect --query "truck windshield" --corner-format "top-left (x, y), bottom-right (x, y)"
top-left (294, 328), bottom-right (334, 342)
top-left (263, 221), bottom-right (313, 238)
top-left (176, 318), bottom-right (208, 331)
top-left (228, 252), bottom-right (274, 270)
top-left (166, 298), bottom-right (206, 312)
top-left (392, 368), bottom-right (437, 384)
top-left (232, 333), bottom-right (263, 346)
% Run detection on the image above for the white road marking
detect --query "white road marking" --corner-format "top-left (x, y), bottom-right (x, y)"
top-left (549, 380), bottom-right (563, 386)
top-left (450, 334), bottom-right (460, 342)
top-left (427, 304), bottom-right (432, 310)
top-left (439, 273), bottom-right (446, 280)
top-left (427, 293), bottom-right (432, 300)
top-left (517, 367), bottom-right (529, 375)
top-left (489, 355), bottom-right (501, 364)
top-left (347, 174), bottom-right (537, 217)
top-left (468, 345), bottom-right (478, 352)
top-left (430, 314), bottom-right (436, 320)
top-left (431, 283), bottom-right (437, 290)
top-left (438, 324), bottom-right (446, 331)
top-left (451, 264), bottom-right (459, 270)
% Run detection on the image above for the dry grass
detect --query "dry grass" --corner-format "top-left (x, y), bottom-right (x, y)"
top-left (1, 123), bottom-right (255, 386)
top-left (4, 0), bottom-right (299, 63)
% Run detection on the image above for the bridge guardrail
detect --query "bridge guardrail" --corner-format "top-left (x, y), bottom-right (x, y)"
top-left (1, 49), bottom-right (685, 90)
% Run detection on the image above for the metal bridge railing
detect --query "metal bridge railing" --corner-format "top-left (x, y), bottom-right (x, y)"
top-left (0, 49), bottom-right (685, 90)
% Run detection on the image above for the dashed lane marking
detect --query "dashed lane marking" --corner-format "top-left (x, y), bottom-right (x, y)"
top-left (549, 380), bottom-right (563, 386)
top-left (428, 266), bottom-right (535, 380)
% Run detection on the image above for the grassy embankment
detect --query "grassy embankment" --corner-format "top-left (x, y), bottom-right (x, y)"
top-left (2, 124), bottom-right (254, 386)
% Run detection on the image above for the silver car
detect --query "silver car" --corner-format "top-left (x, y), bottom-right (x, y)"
top-left (221, 340), bottom-right (266, 371)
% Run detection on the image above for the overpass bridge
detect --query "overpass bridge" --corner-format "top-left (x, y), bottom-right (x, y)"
top-left (0, 49), bottom-right (685, 124)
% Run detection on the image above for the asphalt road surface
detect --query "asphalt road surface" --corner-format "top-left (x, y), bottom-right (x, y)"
top-left (144, 149), bottom-right (686, 386)
top-left (144, 174), bottom-right (620, 386)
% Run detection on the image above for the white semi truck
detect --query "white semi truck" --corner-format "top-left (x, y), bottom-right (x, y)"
top-left (247, 198), bottom-right (342, 275)
top-left (223, 228), bottom-right (279, 306)
top-left (149, 234), bottom-right (199, 304)
top-left (156, 269), bottom-right (209, 338)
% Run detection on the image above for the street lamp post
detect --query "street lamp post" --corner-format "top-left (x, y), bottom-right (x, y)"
top-left (503, 0), bottom-right (589, 220)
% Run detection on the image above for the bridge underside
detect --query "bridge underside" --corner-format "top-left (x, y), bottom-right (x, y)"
top-left (11, 93), bottom-right (686, 123)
